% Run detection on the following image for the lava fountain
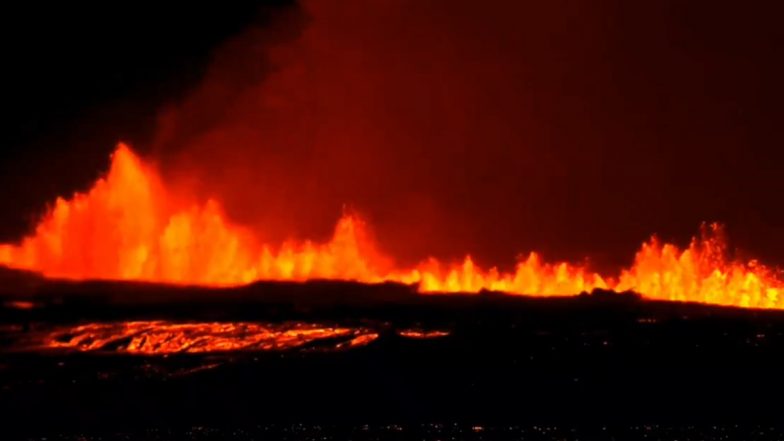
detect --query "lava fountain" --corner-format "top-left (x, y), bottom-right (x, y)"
top-left (0, 144), bottom-right (782, 309)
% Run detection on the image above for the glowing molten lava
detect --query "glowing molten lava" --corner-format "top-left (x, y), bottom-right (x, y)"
top-left (1, 144), bottom-right (783, 309)
top-left (34, 321), bottom-right (376, 354)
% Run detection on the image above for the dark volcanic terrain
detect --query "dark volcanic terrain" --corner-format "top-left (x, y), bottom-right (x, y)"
top-left (2, 268), bottom-right (784, 439)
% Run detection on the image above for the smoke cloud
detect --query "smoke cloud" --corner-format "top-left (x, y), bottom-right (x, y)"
top-left (149, 0), bottom-right (784, 271)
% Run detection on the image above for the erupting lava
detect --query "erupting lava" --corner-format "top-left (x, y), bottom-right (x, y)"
top-left (1, 144), bottom-right (783, 309)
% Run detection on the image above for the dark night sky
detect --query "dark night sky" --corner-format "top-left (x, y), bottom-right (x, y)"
top-left (1, 1), bottom-right (783, 273)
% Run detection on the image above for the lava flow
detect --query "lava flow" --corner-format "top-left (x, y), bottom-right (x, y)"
top-left (0, 144), bottom-right (782, 309)
top-left (32, 321), bottom-right (376, 354)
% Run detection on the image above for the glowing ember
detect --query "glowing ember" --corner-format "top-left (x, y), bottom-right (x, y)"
top-left (26, 321), bottom-right (375, 354)
top-left (397, 330), bottom-right (451, 339)
top-left (1, 144), bottom-right (783, 309)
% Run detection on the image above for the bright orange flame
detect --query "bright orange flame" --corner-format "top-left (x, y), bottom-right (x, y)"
top-left (1, 143), bottom-right (783, 309)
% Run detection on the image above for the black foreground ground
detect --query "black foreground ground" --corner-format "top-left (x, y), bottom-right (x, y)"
top-left (1, 268), bottom-right (784, 440)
